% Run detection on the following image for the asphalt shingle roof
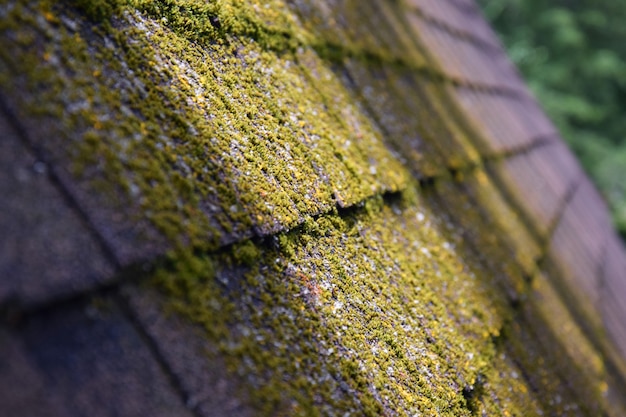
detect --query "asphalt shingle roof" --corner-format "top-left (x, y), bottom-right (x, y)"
top-left (1, 0), bottom-right (626, 415)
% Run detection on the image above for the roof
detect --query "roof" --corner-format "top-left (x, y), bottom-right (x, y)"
top-left (1, 0), bottom-right (626, 415)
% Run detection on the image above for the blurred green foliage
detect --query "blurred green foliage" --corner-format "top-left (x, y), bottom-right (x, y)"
top-left (478, 0), bottom-right (626, 236)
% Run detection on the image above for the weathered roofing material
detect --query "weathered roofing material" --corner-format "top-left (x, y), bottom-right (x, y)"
top-left (1, 0), bottom-right (626, 415)
top-left (0, 101), bottom-right (115, 307)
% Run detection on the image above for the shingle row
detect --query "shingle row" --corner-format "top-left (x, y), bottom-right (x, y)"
top-left (487, 141), bottom-right (582, 236)
top-left (546, 179), bottom-right (615, 330)
top-left (0, 297), bottom-right (199, 417)
top-left (407, 0), bottom-right (501, 50)
top-left (0, 2), bottom-right (410, 308)
top-left (408, 14), bottom-right (523, 91)
top-left (453, 88), bottom-right (558, 154)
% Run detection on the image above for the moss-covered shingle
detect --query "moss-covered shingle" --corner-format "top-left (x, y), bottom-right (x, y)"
top-left (2, 0), bottom-right (626, 416)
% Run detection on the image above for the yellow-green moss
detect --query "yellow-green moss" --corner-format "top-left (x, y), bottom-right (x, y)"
top-left (0, 0), bottom-right (619, 415)
top-left (150, 190), bottom-right (553, 416)
top-left (0, 0), bottom-right (484, 254)
top-left (0, 0), bottom-right (412, 250)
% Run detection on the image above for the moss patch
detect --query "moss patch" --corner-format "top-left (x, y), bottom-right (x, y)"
top-left (151, 190), bottom-right (550, 416)
top-left (0, 0), bottom-right (619, 415)
top-left (0, 0), bottom-right (408, 251)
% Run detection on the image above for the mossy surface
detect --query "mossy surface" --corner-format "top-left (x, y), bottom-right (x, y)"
top-left (0, 0), bottom-right (622, 415)
top-left (0, 0), bottom-right (409, 252)
top-left (152, 192), bottom-right (548, 416)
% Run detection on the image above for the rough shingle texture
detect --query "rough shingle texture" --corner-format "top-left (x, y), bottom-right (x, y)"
top-left (1, 0), bottom-right (626, 415)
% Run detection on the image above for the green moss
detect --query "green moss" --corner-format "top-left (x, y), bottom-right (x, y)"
top-left (0, 0), bottom-right (416, 251)
top-left (68, 0), bottom-right (121, 22)
top-left (232, 239), bottom-right (261, 266)
top-left (149, 189), bottom-right (551, 416)
top-left (0, 0), bottom-right (619, 415)
top-left (130, 0), bottom-right (307, 53)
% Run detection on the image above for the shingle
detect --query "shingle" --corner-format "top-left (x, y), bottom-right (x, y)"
top-left (338, 59), bottom-right (481, 177)
top-left (486, 141), bottom-right (581, 237)
top-left (407, 17), bottom-right (523, 90)
top-left (599, 227), bottom-right (626, 363)
top-left (356, 0), bottom-right (428, 66)
top-left (426, 178), bottom-right (528, 299)
top-left (0, 108), bottom-right (115, 309)
top-left (460, 169), bottom-right (541, 274)
top-left (445, 0), bottom-right (480, 13)
top-left (286, 0), bottom-right (425, 66)
top-left (122, 285), bottom-right (254, 417)
top-left (0, 2), bottom-right (408, 269)
top-left (2, 0), bottom-right (626, 415)
top-left (508, 275), bottom-right (606, 416)
top-left (135, 197), bottom-right (556, 415)
top-left (453, 90), bottom-right (517, 153)
top-left (515, 93), bottom-right (559, 141)
top-left (407, 0), bottom-right (502, 49)
top-left (545, 179), bottom-right (613, 332)
top-left (453, 89), bottom-right (558, 154)
top-left (387, 69), bottom-right (483, 169)
top-left (16, 296), bottom-right (194, 417)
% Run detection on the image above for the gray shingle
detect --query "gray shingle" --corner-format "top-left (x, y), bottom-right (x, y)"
top-left (15, 296), bottom-right (194, 417)
top-left (0, 108), bottom-right (115, 309)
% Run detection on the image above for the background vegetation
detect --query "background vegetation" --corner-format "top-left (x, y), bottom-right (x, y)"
top-left (478, 0), bottom-right (626, 237)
